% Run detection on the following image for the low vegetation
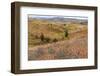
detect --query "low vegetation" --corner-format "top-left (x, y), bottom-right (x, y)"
top-left (28, 17), bottom-right (88, 60)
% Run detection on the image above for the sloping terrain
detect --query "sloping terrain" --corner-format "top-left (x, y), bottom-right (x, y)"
top-left (28, 17), bottom-right (88, 60)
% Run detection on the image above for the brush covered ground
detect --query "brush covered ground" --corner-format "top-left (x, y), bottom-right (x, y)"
top-left (28, 17), bottom-right (88, 60)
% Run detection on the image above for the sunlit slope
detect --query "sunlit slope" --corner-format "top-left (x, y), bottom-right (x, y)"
top-left (28, 19), bottom-right (87, 47)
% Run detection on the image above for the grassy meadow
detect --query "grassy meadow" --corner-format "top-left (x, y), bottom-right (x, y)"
top-left (28, 15), bottom-right (88, 60)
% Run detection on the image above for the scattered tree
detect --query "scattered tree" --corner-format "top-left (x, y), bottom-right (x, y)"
top-left (64, 29), bottom-right (68, 37)
top-left (63, 24), bottom-right (66, 26)
top-left (53, 38), bottom-right (58, 42)
top-left (40, 33), bottom-right (44, 41)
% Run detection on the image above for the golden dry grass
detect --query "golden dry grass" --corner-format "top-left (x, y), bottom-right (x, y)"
top-left (28, 19), bottom-right (88, 60)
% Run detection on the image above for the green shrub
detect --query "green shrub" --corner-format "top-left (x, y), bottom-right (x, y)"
top-left (64, 29), bottom-right (68, 37)
top-left (33, 48), bottom-right (45, 57)
top-left (45, 37), bottom-right (50, 43)
top-left (40, 33), bottom-right (44, 41)
top-left (63, 24), bottom-right (66, 26)
top-left (48, 47), bottom-right (55, 54)
top-left (53, 38), bottom-right (58, 42)
top-left (55, 51), bottom-right (66, 59)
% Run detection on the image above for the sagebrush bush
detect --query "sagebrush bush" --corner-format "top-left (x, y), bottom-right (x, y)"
top-left (32, 48), bottom-right (45, 59)
top-left (55, 51), bottom-right (66, 59)
top-left (48, 47), bottom-right (55, 54)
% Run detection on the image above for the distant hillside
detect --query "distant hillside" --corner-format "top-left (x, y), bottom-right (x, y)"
top-left (29, 15), bottom-right (88, 24)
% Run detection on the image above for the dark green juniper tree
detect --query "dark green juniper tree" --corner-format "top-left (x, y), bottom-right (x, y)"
top-left (64, 29), bottom-right (68, 37)
top-left (40, 33), bottom-right (44, 41)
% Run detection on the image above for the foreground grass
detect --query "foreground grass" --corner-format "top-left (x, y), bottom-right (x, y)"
top-left (28, 29), bottom-right (88, 60)
top-left (28, 19), bottom-right (88, 60)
